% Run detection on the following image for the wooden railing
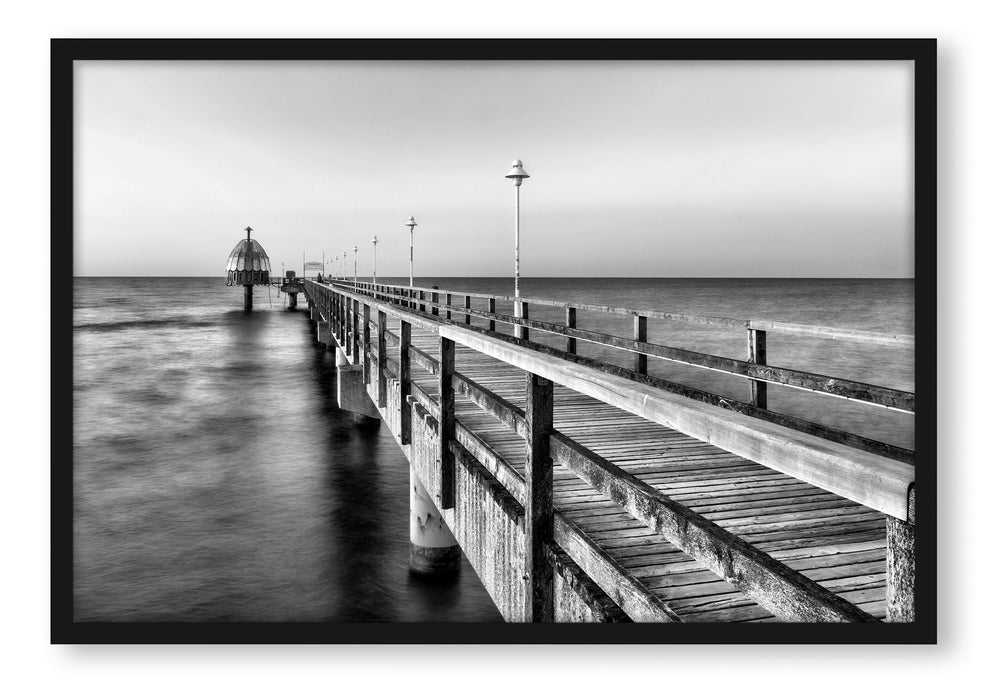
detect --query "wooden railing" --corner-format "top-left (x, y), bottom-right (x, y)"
top-left (331, 279), bottom-right (915, 464)
top-left (305, 279), bottom-right (915, 623)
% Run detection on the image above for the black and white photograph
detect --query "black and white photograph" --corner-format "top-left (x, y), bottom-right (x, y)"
top-left (52, 39), bottom-right (935, 644)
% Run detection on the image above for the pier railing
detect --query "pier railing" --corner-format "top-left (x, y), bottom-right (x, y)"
top-left (304, 279), bottom-right (915, 623)
top-left (333, 279), bottom-right (915, 465)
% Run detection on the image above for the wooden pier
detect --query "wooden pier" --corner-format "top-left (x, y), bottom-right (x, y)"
top-left (301, 279), bottom-right (915, 624)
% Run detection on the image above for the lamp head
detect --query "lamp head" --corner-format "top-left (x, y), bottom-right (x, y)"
top-left (405, 216), bottom-right (417, 229)
top-left (505, 159), bottom-right (530, 185)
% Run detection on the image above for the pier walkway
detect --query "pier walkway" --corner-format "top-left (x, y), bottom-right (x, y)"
top-left (302, 279), bottom-right (915, 624)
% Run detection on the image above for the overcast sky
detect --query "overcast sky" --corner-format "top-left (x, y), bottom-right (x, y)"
top-left (74, 60), bottom-right (913, 278)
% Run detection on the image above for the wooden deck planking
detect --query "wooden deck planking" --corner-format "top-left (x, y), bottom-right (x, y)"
top-left (394, 323), bottom-right (889, 622)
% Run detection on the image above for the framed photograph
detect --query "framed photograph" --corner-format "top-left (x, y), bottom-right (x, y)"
top-left (53, 38), bottom-right (934, 644)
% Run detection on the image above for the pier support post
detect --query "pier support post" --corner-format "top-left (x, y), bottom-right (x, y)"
top-left (377, 309), bottom-right (388, 408)
top-left (287, 292), bottom-right (297, 309)
top-left (362, 303), bottom-right (371, 384)
top-left (525, 372), bottom-right (554, 622)
top-left (409, 470), bottom-right (460, 576)
top-left (439, 337), bottom-right (456, 509)
top-left (886, 489), bottom-right (915, 622)
top-left (399, 320), bottom-right (412, 444)
top-left (243, 283), bottom-right (253, 311)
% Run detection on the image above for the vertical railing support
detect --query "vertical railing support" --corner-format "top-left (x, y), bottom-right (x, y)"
top-left (524, 372), bottom-right (554, 622)
top-left (634, 314), bottom-right (648, 375)
top-left (377, 310), bottom-right (388, 408)
top-left (419, 290), bottom-right (426, 313)
top-left (464, 295), bottom-right (472, 326)
top-left (520, 301), bottom-right (530, 341)
top-left (886, 489), bottom-right (916, 622)
top-left (399, 320), bottom-right (412, 444)
top-left (445, 293), bottom-right (452, 320)
top-left (352, 298), bottom-right (361, 364)
top-left (565, 306), bottom-right (577, 355)
top-left (747, 327), bottom-right (768, 409)
top-left (431, 289), bottom-right (439, 316)
top-left (439, 336), bottom-right (456, 509)
top-left (345, 295), bottom-right (353, 357)
top-left (362, 303), bottom-right (371, 384)
top-left (487, 298), bottom-right (496, 332)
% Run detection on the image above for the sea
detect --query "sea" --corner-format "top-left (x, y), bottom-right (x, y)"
top-left (71, 276), bottom-right (914, 623)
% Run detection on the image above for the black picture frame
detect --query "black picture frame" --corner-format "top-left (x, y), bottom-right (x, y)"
top-left (52, 37), bottom-right (936, 645)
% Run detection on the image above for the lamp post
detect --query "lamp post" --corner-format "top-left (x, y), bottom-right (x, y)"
top-left (342, 251), bottom-right (347, 287)
top-left (505, 159), bottom-right (530, 338)
top-left (405, 216), bottom-right (417, 288)
top-left (371, 235), bottom-right (379, 286)
top-left (353, 245), bottom-right (358, 284)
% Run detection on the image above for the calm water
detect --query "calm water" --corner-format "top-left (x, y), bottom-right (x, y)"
top-left (72, 277), bottom-right (913, 622)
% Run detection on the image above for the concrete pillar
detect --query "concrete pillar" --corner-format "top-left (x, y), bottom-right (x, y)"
top-left (243, 284), bottom-right (253, 310)
top-left (288, 292), bottom-right (297, 309)
top-left (409, 470), bottom-right (460, 575)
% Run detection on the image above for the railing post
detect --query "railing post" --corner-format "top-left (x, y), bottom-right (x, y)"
top-left (747, 327), bottom-right (768, 409)
top-left (419, 289), bottom-right (426, 313)
top-left (886, 489), bottom-right (915, 622)
top-left (634, 314), bottom-right (648, 375)
top-left (345, 295), bottom-right (353, 357)
top-left (487, 297), bottom-right (496, 332)
top-left (362, 303), bottom-right (371, 384)
top-left (565, 306), bottom-right (577, 355)
top-left (524, 371), bottom-right (554, 622)
top-left (431, 288), bottom-right (439, 316)
top-left (377, 310), bottom-right (388, 408)
top-left (445, 293), bottom-right (452, 320)
top-left (399, 320), bottom-right (412, 444)
top-left (439, 337), bottom-right (456, 509)
top-left (352, 298), bottom-right (361, 364)
top-left (464, 295), bottom-right (472, 326)
top-left (520, 301), bottom-right (530, 341)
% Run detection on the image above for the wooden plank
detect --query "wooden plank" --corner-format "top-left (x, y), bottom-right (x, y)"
top-left (552, 515), bottom-right (682, 622)
top-left (525, 371), bottom-right (554, 622)
top-left (439, 337), bottom-right (456, 509)
top-left (548, 432), bottom-right (878, 622)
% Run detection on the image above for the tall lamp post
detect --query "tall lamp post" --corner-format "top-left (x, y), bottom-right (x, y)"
top-left (353, 245), bottom-right (358, 284)
top-left (405, 216), bottom-right (417, 288)
top-left (371, 235), bottom-right (379, 286)
top-left (505, 159), bottom-right (530, 338)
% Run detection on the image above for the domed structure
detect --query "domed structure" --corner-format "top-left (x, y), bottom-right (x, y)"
top-left (225, 227), bottom-right (271, 286)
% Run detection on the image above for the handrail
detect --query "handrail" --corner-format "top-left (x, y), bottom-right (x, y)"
top-left (334, 278), bottom-right (914, 347)
top-left (334, 281), bottom-right (915, 413)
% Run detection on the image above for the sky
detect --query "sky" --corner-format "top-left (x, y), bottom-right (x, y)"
top-left (74, 59), bottom-right (914, 278)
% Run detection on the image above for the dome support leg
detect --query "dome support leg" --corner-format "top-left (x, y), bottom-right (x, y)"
top-left (243, 284), bottom-right (254, 311)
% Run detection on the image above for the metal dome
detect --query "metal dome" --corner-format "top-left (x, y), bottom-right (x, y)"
top-left (225, 237), bottom-right (271, 286)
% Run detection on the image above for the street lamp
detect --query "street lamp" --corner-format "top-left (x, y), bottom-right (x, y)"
top-left (371, 235), bottom-right (379, 286)
top-left (342, 250), bottom-right (347, 286)
top-left (505, 159), bottom-right (530, 338)
top-left (405, 216), bottom-right (417, 288)
top-left (353, 245), bottom-right (358, 284)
